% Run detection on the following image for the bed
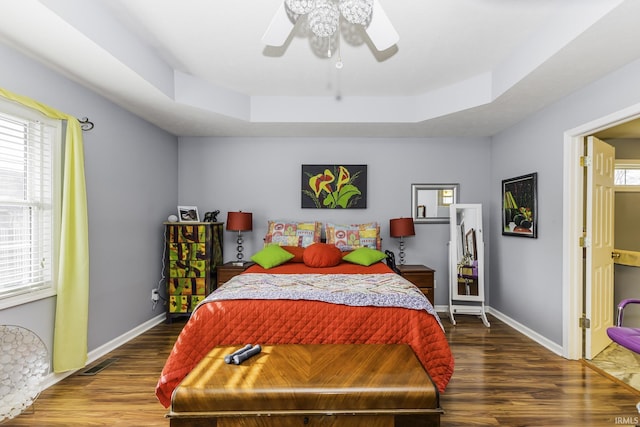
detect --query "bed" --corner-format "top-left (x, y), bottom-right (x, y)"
top-left (155, 221), bottom-right (454, 411)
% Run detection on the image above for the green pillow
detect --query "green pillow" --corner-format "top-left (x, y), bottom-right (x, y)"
top-left (251, 245), bottom-right (295, 269)
top-left (342, 247), bottom-right (387, 266)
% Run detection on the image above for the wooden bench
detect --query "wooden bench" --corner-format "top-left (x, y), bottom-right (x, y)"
top-left (168, 343), bottom-right (442, 426)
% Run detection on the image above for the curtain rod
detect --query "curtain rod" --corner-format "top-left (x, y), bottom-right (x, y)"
top-left (77, 117), bottom-right (94, 131)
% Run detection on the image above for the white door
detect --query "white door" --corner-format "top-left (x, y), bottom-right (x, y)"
top-left (584, 136), bottom-right (615, 359)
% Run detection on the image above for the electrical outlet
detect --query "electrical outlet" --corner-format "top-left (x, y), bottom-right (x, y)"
top-left (151, 289), bottom-right (159, 302)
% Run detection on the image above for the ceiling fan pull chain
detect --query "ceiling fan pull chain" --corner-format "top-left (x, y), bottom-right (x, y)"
top-left (336, 33), bottom-right (343, 69)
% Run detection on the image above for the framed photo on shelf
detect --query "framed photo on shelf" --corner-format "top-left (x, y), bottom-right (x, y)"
top-left (178, 206), bottom-right (200, 222)
top-left (502, 173), bottom-right (537, 238)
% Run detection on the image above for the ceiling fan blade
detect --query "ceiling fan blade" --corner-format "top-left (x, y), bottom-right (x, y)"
top-left (365, 0), bottom-right (399, 51)
top-left (262, 3), bottom-right (295, 47)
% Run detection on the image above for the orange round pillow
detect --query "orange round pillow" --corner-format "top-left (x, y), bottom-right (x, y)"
top-left (303, 243), bottom-right (343, 268)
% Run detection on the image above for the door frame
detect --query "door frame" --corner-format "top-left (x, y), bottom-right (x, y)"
top-left (563, 102), bottom-right (640, 359)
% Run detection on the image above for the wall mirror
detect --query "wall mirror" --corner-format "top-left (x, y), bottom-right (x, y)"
top-left (411, 183), bottom-right (460, 224)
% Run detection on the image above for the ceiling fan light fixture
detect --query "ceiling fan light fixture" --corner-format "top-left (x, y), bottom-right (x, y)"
top-left (285, 0), bottom-right (316, 15)
top-left (338, 0), bottom-right (373, 25)
top-left (265, 0), bottom-right (397, 51)
top-left (308, 0), bottom-right (340, 37)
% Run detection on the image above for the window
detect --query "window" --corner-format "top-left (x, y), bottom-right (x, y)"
top-left (439, 189), bottom-right (455, 206)
top-left (0, 99), bottom-right (61, 309)
top-left (615, 160), bottom-right (640, 191)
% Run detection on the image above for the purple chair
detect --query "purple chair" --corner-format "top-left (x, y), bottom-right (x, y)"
top-left (607, 298), bottom-right (640, 353)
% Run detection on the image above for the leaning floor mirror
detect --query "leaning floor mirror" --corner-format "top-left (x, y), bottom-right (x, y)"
top-left (448, 203), bottom-right (490, 327)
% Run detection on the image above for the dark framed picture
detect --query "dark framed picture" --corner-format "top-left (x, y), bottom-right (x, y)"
top-left (502, 173), bottom-right (537, 238)
top-left (301, 164), bottom-right (367, 209)
top-left (465, 229), bottom-right (477, 260)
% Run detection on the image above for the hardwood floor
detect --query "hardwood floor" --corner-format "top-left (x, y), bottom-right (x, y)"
top-left (441, 316), bottom-right (639, 426)
top-left (4, 314), bottom-right (639, 426)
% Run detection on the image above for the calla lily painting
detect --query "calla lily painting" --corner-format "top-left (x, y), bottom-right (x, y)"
top-left (302, 165), bottom-right (367, 209)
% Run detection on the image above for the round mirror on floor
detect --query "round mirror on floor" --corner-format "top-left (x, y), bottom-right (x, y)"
top-left (0, 325), bottom-right (49, 423)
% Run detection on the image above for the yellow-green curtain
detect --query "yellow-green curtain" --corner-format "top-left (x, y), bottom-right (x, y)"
top-left (0, 88), bottom-right (89, 372)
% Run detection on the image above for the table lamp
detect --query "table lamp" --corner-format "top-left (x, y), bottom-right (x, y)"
top-left (226, 211), bottom-right (253, 265)
top-left (389, 217), bottom-right (415, 265)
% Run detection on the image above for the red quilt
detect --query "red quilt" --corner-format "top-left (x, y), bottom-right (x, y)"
top-left (155, 263), bottom-right (454, 408)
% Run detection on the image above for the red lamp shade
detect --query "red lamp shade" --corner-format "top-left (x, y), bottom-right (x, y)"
top-left (390, 217), bottom-right (415, 238)
top-left (226, 211), bottom-right (253, 232)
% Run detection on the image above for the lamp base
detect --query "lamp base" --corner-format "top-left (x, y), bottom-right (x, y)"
top-left (235, 231), bottom-right (245, 264)
top-left (398, 238), bottom-right (406, 265)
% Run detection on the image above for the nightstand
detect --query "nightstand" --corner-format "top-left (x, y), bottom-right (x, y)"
top-left (397, 264), bottom-right (435, 305)
top-left (217, 262), bottom-right (254, 287)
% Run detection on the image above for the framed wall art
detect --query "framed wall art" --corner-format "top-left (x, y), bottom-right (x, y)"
top-left (465, 228), bottom-right (477, 260)
top-left (502, 173), bottom-right (537, 238)
top-left (178, 205), bottom-right (200, 222)
top-left (301, 164), bottom-right (367, 209)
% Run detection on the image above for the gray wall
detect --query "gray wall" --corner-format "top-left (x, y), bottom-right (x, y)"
top-left (0, 43), bottom-right (178, 358)
top-left (178, 136), bottom-right (491, 306)
top-left (490, 57), bottom-right (640, 345)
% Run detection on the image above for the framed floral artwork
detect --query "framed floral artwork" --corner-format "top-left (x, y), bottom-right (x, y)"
top-left (301, 165), bottom-right (367, 209)
top-left (502, 173), bottom-right (537, 238)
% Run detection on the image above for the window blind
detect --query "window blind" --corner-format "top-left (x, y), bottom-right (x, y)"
top-left (615, 161), bottom-right (640, 186)
top-left (0, 106), bottom-right (59, 303)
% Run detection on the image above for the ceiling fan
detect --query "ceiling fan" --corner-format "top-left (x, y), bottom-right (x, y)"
top-left (262, 0), bottom-right (399, 52)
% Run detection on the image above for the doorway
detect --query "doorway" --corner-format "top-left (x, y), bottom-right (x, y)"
top-left (563, 102), bottom-right (640, 360)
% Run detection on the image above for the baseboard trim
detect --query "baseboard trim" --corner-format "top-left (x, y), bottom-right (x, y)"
top-left (436, 304), bottom-right (563, 357)
top-left (487, 307), bottom-right (563, 356)
top-left (41, 313), bottom-right (166, 389)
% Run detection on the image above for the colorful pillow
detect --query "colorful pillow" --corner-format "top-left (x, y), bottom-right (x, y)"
top-left (250, 245), bottom-right (295, 269)
top-left (302, 243), bottom-right (343, 268)
top-left (325, 222), bottom-right (381, 251)
top-left (281, 246), bottom-right (305, 263)
top-left (264, 220), bottom-right (321, 248)
top-left (342, 247), bottom-right (387, 266)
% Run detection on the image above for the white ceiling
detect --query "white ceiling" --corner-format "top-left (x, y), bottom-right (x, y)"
top-left (1, 0), bottom-right (640, 138)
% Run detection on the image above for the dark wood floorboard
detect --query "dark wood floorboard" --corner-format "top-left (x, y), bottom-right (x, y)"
top-left (4, 314), bottom-right (639, 426)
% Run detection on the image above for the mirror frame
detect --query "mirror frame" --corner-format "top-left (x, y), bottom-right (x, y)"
top-left (411, 183), bottom-right (460, 224)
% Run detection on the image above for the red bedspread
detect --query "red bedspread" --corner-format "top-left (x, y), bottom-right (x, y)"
top-left (155, 263), bottom-right (454, 408)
